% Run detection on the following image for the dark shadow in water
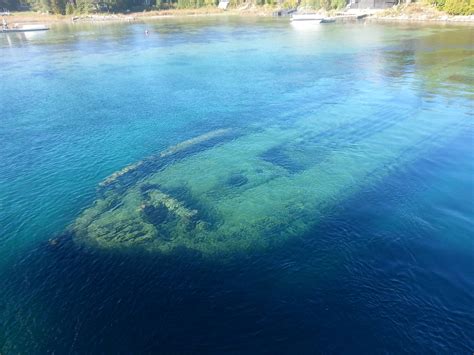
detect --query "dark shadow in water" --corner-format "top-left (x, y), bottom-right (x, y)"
top-left (1, 129), bottom-right (473, 354)
top-left (260, 105), bottom-right (416, 176)
top-left (226, 173), bottom-right (249, 188)
top-left (260, 145), bottom-right (306, 174)
top-left (143, 203), bottom-right (171, 227)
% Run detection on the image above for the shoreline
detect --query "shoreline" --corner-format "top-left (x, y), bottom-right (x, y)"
top-left (1, 8), bottom-right (274, 25)
top-left (2, 5), bottom-right (474, 26)
top-left (369, 16), bottom-right (474, 24)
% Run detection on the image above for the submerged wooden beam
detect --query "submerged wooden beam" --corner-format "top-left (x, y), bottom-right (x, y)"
top-left (144, 190), bottom-right (198, 221)
top-left (99, 128), bottom-right (232, 188)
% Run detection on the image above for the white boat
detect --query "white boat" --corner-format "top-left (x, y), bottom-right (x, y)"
top-left (291, 14), bottom-right (336, 23)
top-left (1, 23), bottom-right (49, 33)
top-left (290, 14), bottom-right (324, 22)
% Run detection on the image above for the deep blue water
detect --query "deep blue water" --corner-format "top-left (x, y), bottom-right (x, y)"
top-left (0, 18), bottom-right (473, 353)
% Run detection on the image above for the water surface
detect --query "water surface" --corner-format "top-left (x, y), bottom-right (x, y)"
top-left (0, 18), bottom-right (473, 353)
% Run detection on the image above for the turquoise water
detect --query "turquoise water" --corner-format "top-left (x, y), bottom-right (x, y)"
top-left (1, 18), bottom-right (473, 352)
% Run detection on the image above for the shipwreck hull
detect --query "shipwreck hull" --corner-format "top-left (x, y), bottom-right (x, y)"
top-left (70, 93), bottom-right (471, 256)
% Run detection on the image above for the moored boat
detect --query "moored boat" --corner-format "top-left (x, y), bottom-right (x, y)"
top-left (290, 14), bottom-right (336, 23)
top-left (290, 13), bottom-right (324, 22)
top-left (320, 17), bottom-right (336, 23)
top-left (1, 19), bottom-right (49, 33)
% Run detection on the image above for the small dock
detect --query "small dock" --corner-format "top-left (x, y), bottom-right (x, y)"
top-left (288, 12), bottom-right (372, 22)
top-left (332, 12), bottom-right (371, 22)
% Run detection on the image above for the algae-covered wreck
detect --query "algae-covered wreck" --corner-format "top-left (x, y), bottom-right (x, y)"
top-left (69, 99), bottom-right (470, 257)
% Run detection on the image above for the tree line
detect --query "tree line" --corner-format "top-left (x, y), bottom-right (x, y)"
top-left (1, 0), bottom-right (164, 13)
top-left (0, 0), bottom-right (348, 12)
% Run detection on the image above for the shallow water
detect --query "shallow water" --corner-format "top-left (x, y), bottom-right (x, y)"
top-left (1, 18), bottom-right (473, 353)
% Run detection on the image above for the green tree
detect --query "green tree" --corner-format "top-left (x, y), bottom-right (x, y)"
top-left (50, 0), bottom-right (66, 13)
top-left (75, 0), bottom-right (94, 12)
top-left (65, 1), bottom-right (75, 13)
top-left (330, 0), bottom-right (346, 8)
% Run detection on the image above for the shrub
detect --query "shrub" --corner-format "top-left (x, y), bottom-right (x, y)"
top-left (75, 0), bottom-right (95, 12)
top-left (330, 0), bottom-right (346, 9)
top-left (51, 0), bottom-right (67, 13)
top-left (177, 0), bottom-right (209, 8)
top-left (299, 0), bottom-right (346, 9)
top-left (442, 0), bottom-right (473, 14)
top-left (281, 0), bottom-right (298, 8)
top-left (299, 0), bottom-right (321, 8)
top-left (431, 0), bottom-right (446, 7)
